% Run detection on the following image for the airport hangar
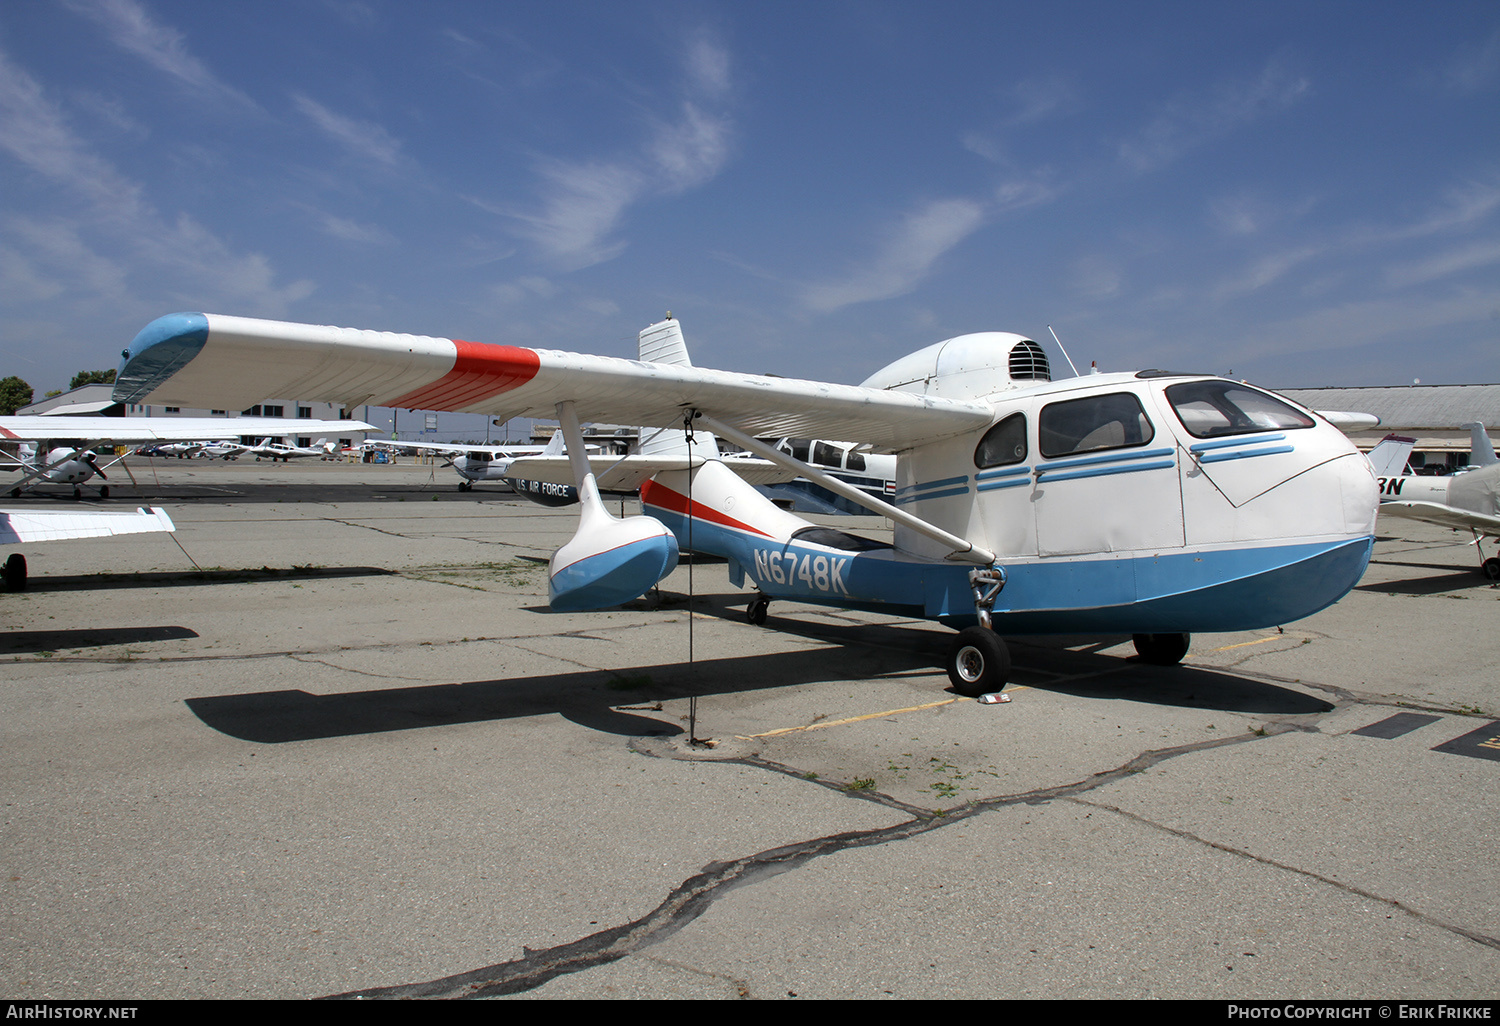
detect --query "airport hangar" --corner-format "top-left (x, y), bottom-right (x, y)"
top-left (1279, 383), bottom-right (1500, 472)
top-left (15, 384), bottom-right (373, 451)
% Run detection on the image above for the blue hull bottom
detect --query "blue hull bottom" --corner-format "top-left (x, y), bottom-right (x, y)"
top-left (647, 501), bottom-right (1372, 635)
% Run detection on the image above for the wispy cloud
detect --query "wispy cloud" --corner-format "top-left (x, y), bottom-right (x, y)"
top-left (504, 32), bottom-right (734, 269)
top-left (292, 94), bottom-right (403, 167)
top-left (1385, 239), bottom-right (1500, 289)
top-left (1440, 27), bottom-right (1500, 95)
top-left (800, 198), bottom-right (988, 313)
top-left (62, 0), bottom-right (256, 107)
top-left (1119, 58), bottom-right (1310, 173)
top-left (313, 210), bottom-right (397, 246)
top-left (0, 46), bottom-right (310, 313)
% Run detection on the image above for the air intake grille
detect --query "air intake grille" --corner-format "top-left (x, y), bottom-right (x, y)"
top-left (1008, 339), bottom-right (1050, 381)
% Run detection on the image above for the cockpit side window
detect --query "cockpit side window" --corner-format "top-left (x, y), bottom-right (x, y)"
top-left (812, 441), bottom-right (843, 467)
top-left (1039, 393), bottom-right (1155, 458)
top-left (1165, 381), bottom-right (1315, 439)
top-left (974, 412), bottom-right (1028, 468)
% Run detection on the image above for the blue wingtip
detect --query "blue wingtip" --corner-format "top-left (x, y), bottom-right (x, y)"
top-left (113, 313), bottom-right (210, 403)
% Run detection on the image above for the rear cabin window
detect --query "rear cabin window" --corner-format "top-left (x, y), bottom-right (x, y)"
top-left (974, 413), bottom-right (1028, 468)
top-left (1164, 381), bottom-right (1315, 438)
top-left (1039, 393), bottom-right (1155, 459)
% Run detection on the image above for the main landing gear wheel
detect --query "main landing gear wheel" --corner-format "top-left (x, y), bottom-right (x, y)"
top-left (946, 626), bottom-right (1010, 697)
top-left (2, 553), bottom-right (26, 591)
top-left (1483, 557), bottom-right (1500, 581)
top-left (98, 485), bottom-right (109, 499)
top-left (1132, 632), bottom-right (1191, 665)
top-left (746, 594), bottom-right (770, 625)
top-left (71, 487), bottom-right (81, 501)
top-left (458, 481), bottom-right (472, 492)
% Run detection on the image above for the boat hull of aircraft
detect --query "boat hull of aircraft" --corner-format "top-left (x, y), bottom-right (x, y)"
top-left (642, 460), bottom-right (1372, 634)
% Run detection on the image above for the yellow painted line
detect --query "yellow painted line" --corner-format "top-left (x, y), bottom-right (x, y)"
top-left (737, 687), bottom-right (1027, 739)
top-left (1208, 635), bottom-right (1288, 653)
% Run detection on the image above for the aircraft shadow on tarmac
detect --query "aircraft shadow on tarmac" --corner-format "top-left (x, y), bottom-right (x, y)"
top-left (185, 594), bottom-right (1329, 744)
top-left (1, 624), bottom-right (199, 654)
top-left (1356, 559), bottom-right (1492, 596)
top-left (22, 566), bottom-right (395, 592)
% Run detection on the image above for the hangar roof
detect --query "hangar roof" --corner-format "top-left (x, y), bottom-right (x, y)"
top-left (1275, 384), bottom-right (1500, 432)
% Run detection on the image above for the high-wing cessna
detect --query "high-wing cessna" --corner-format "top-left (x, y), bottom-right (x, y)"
top-left (378, 438), bottom-right (553, 491)
top-left (1, 505), bottom-right (175, 590)
top-left (1376, 422), bottom-right (1500, 579)
top-left (113, 312), bottom-right (1381, 694)
top-left (1, 416), bottom-right (374, 498)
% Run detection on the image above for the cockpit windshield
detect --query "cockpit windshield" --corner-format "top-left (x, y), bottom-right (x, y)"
top-left (1165, 381), bottom-right (1315, 438)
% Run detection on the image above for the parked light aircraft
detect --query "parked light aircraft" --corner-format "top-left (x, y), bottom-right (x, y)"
top-left (243, 437), bottom-right (333, 462)
top-left (1376, 423), bottom-right (1500, 579)
top-left (1, 505), bottom-right (175, 590)
top-left (379, 438), bottom-right (553, 491)
top-left (1, 416), bottom-right (374, 498)
top-left (758, 438), bottom-right (896, 514)
top-left (114, 312), bottom-right (1381, 694)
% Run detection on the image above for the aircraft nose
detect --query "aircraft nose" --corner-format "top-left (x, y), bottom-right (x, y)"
top-left (1335, 448), bottom-right (1380, 537)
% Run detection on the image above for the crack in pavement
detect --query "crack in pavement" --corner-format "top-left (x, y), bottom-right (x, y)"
top-left (321, 727), bottom-right (1284, 1000)
top-left (1067, 795), bottom-right (1500, 953)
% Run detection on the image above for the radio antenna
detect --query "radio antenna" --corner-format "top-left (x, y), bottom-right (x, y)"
top-left (1047, 325), bottom-right (1082, 378)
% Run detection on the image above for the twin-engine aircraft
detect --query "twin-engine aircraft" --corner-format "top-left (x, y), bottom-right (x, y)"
top-left (113, 312), bottom-right (1380, 693)
top-left (1375, 423), bottom-right (1500, 579)
top-left (1, 415), bottom-right (372, 499)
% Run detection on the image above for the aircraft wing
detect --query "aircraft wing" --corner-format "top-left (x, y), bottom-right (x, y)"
top-left (383, 439), bottom-right (549, 457)
top-left (504, 453), bottom-right (795, 492)
top-left (0, 506), bottom-right (176, 545)
top-left (113, 313), bottom-right (995, 450)
top-left (0, 415), bottom-right (375, 442)
top-left (1315, 410), bottom-right (1380, 431)
top-left (1380, 501), bottom-right (1500, 536)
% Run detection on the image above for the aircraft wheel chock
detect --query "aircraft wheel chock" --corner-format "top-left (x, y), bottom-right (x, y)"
top-left (946, 626), bottom-right (1009, 697)
top-left (1132, 632), bottom-right (1191, 665)
top-left (2, 553), bottom-right (26, 591)
top-left (746, 595), bottom-right (770, 625)
top-left (1483, 557), bottom-right (1500, 581)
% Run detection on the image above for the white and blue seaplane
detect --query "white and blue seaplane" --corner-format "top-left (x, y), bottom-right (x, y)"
top-left (111, 313), bottom-right (1380, 694)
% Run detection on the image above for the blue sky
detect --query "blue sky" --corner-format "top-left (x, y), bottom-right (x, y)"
top-left (2, 1), bottom-right (1497, 427)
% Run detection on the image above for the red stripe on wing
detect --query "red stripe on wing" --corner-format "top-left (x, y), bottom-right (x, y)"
top-left (387, 341), bottom-right (541, 410)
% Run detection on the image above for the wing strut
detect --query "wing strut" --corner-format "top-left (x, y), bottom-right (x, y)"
top-left (694, 414), bottom-right (998, 566)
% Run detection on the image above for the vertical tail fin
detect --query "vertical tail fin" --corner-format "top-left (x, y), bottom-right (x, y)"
top-left (1464, 422), bottom-right (1497, 467)
top-left (636, 315), bottom-right (718, 457)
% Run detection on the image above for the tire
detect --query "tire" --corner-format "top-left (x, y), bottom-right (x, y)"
top-left (1483, 557), bottom-right (1500, 581)
top-left (1132, 632), bottom-right (1190, 665)
top-left (2, 553), bottom-right (25, 591)
top-left (946, 626), bottom-right (1010, 697)
top-left (746, 595), bottom-right (770, 625)
top-left (99, 485), bottom-right (109, 499)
